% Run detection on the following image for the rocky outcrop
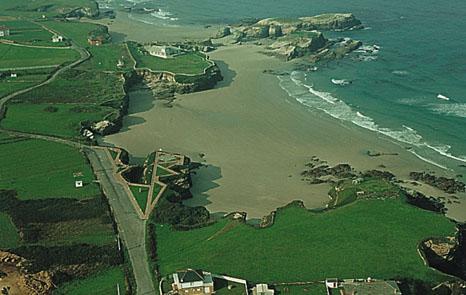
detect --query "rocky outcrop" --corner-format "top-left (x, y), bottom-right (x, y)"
top-left (269, 31), bottom-right (328, 60)
top-left (0, 251), bottom-right (54, 295)
top-left (257, 13), bottom-right (363, 32)
top-left (423, 238), bottom-right (457, 262)
top-left (410, 172), bottom-right (465, 194)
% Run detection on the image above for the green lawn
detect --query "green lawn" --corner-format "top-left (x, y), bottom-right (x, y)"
top-left (1, 102), bottom-right (115, 138)
top-left (0, 135), bottom-right (100, 200)
top-left (128, 42), bottom-right (211, 75)
top-left (156, 199), bottom-right (456, 283)
top-left (78, 44), bottom-right (135, 72)
top-left (156, 166), bottom-right (173, 177)
top-left (129, 185), bottom-right (149, 213)
top-left (0, 43), bottom-right (79, 69)
top-left (53, 267), bottom-right (126, 295)
top-left (0, 0), bottom-right (98, 18)
top-left (0, 68), bottom-right (54, 98)
top-left (0, 212), bottom-right (20, 249)
top-left (0, 20), bottom-right (67, 47)
top-left (43, 20), bottom-right (102, 47)
top-left (152, 183), bottom-right (163, 200)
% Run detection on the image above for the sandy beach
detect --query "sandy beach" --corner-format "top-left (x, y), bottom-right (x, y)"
top-left (103, 41), bottom-right (466, 220)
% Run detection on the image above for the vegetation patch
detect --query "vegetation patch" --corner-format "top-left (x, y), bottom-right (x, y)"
top-left (53, 267), bottom-right (126, 295)
top-left (0, 135), bottom-right (100, 199)
top-left (128, 42), bottom-right (211, 75)
top-left (0, 0), bottom-right (99, 18)
top-left (78, 44), bottom-right (135, 72)
top-left (0, 68), bottom-right (53, 98)
top-left (155, 198), bottom-right (455, 283)
top-left (0, 19), bottom-right (68, 47)
top-left (129, 185), bottom-right (149, 213)
top-left (0, 212), bottom-right (20, 249)
top-left (1, 102), bottom-right (115, 138)
top-left (0, 43), bottom-right (79, 69)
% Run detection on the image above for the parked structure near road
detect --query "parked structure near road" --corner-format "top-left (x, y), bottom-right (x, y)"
top-left (145, 45), bottom-right (185, 58)
top-left (0, 26), bottom-right (10, 37)
top-left (172, 269), bottom-right (214, 295)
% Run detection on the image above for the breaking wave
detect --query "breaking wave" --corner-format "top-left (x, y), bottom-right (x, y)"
top-left (278, 71), bottom-right (466, 169)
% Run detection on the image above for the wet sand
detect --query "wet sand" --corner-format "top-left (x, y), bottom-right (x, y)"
top-left (104, 44), bottom-right (465, 220)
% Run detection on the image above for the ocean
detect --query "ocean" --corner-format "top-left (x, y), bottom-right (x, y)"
top-left (100, 0), bottom-right (466, 175)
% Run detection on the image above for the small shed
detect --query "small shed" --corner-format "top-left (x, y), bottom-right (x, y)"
top-left (252, 284), bottom-right (274, 295)
top-left (0, 26), bottom-right (10, 37)
top-left (52, 35), bottom-right (64, 43)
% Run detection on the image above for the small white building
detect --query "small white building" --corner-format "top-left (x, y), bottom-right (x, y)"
top-left (0, 26), bottom-right (10, 37)
top-left (252, 284), bottom-right (274, 295)
top-left (52, 35), bottom-right (64, 43)
top-left (10, 73), bottom-right (17, 78)
top-left (145, 45), bottom-right (185, 59)
top-left (172, 269), bottom-right (214, 295)
top-left (75, 180), bottom-right (83, 188)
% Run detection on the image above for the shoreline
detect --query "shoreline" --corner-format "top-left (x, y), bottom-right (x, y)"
top-left (101, 15), bottom-right (466, 221)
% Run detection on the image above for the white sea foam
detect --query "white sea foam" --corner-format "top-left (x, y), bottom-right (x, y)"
top-left (408, 150), bottom-right (449, 170)
top-left (277, 72), bottom-right (466, 168)
top-left (392, 70), bottom-right (409, 76)
top-left (431, 103), bottom-right (466, 118)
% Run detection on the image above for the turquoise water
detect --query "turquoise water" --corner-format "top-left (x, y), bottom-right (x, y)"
top-left (104, 0), bottom-right (466, 174)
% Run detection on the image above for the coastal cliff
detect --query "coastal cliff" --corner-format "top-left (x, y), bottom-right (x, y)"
top-left (257, 13), bottom-right (363, 31)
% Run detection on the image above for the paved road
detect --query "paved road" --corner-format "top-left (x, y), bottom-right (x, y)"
top-left (86, 148), bottom-right (156, 295)
top-left (0, 44), bottom-right (89, 117)
top-left (0, 130), bottom-right (157, 295)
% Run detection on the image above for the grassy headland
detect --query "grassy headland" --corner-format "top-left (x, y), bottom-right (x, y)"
top-left (155, 198), bottom-right (456, 283)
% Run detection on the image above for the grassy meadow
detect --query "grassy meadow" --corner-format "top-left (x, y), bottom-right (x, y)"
top-left (0, 212), bottom-right (20, 249)
top-left (1, 102), bottom-right (115, 138)
top-left (129, 185), bottom-right (149, 213)
top-left (0, 0), bottom-right (98, 18)
top-left (0, 134), bottom-right (100, 200)
top-left (0, 20), bottom-right (68, 47)
top-left (54, 267), bottom-right (126, 295)
top-left (156, 198), bottom-right (456, 284)
top-left (128, 42), bottom-right (211, 75)
top-left (0, 43), bottom-right (79, 69)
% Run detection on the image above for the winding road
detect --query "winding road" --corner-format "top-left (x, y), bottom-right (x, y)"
top-left (0, 23), bottom-right (157, 294)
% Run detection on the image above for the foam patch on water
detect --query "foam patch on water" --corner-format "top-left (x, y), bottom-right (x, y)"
top-left (431, 103), bottom-right (466, 118)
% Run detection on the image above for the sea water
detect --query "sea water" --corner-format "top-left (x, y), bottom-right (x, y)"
top-left (101, 0), bottom-right (466, 174)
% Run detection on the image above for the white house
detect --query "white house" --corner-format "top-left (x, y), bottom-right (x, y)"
top-left (252, 284), bottom-right (274, 295)
top-left (52, 35), bottom-right (64, 43)
top-left (144, 45), bottom-right (185, 59)
top-left (172, 269), bottom-right (214, 295)
top-left (0, 26), bottom-right (10, 37)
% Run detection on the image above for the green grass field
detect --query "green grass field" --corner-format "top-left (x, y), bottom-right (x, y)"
top-left (0, 68), bottom-right (54, 98)
top-left (0, 43), bottom-right (79, 69)
top-left (0, 212), bottom-right (20, 249)
top-left (128, 42), bottom-right (211, 75)
top-left (38, 218), bottom-right (114, 246)
top-left (53, 267), bottom-right (126, 295)
top-left (43, 20), bottom-right (102, 47)
top-left (1, 103), bottom-right (115, 138)
top-left (156, 199), bottom-right (455, 283)
top-left (78, 44), bottom-right (135, 72)
top-left (129, 185), bottom-right (149, 213)
top-left (0, 0), bottom-right (98, 18)
top-left (0, 135), bottom-right (100, 200)
top-left (0, 20), bottom-right (67, 47)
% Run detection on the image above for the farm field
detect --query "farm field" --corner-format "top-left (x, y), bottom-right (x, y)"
top-left (0, 0), bottom-right (98, 18)
top-left (78, 44), bottom-right (135, 72)
top-left (0, 19), bottom-right (67, 47)
top-left (53, 267), bottom-right (126, 295)
top-left (1, 102), bottom-right (115, 138)
top-left (2, 67), bottom-right (126, 137)
top-left (128, 42), bottom-right (211, 75)
top-left (0, 212), bottom-right (20, 249)
top-left (156, 198), bottom-right (456, 284)
top-left (0, 43), bottom-right (79, 69)
top-left (0, 134), bottom-right (100, 200)
top-left (43, 20), bottom-right (103, 47)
